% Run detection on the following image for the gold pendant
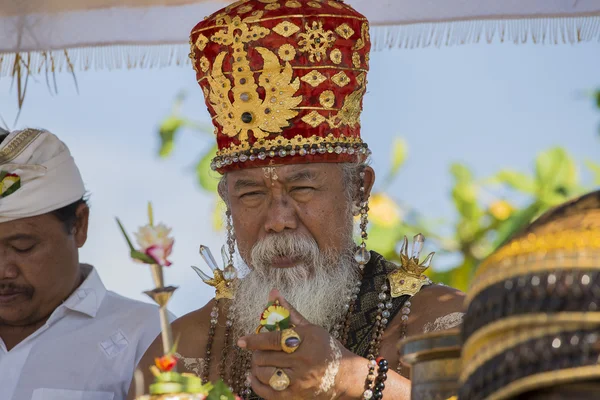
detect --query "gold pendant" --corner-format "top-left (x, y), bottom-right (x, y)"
top-left (388, 234), bottom-right (434, 298)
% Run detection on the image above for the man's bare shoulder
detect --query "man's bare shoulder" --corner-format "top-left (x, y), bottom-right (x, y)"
top-left (412, 284), bottom-right (464, 308)
top-left (173, 299), bottom-right (216, 334)
top-left (406, 284), bottom-right (465, 335)
top-left (171, 299), bottom-right (221, 357)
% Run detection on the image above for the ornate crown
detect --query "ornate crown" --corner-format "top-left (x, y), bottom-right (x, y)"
top-left (189, 0), bottom-right (371, 173)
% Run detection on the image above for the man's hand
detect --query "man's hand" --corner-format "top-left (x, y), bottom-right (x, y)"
top-left (238, 289), bottom-right (366, 399)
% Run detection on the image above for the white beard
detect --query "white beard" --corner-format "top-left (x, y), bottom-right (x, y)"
top-left (231, 232), bottom-right (359, 339)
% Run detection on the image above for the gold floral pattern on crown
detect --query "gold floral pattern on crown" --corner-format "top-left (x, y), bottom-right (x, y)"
top-left (206, 15), bottom-right (302, 141)
top-left (298, 21), bottom-right (336, 62)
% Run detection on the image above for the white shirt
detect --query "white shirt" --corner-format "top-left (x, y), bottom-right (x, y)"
top-left (0, 265), bottom-right (171, 400)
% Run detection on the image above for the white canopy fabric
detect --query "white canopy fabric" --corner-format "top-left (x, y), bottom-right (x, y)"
top-left (1, 0), bottom-right (600, 76)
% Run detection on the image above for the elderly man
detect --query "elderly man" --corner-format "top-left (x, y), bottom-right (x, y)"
top-left (131, 1), bottom-right (464, 399)
top-left (0, 128), bottom-right (166, 400)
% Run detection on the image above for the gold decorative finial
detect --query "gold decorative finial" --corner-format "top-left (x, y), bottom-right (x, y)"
top-left (388, 234), bottom-right (434, 298)
top-left (191, 245), bottom-right (235, 300)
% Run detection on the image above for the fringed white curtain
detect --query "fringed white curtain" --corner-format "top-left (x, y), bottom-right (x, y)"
top-left (2, 0), bottom-right (600, 77)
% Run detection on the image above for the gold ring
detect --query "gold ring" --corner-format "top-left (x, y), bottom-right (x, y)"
top-left (280, 328), bottom-right (302, 353)
top-left (269, 368), bottom-right (290, 391)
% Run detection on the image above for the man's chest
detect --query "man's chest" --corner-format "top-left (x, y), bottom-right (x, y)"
top-left (1, 322), bottom-right (135, 400)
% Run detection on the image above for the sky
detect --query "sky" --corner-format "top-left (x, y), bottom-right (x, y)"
top-left (1, 40), bottom-right (599, 317)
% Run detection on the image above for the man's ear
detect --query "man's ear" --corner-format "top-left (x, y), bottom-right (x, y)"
top-left (352, 166), bottom-right (375, 216)
top-left (217, 173), bottom-right (230, 205)
top-left (362, 166), bottom-right (375, 200)
top-left (74, 203), bottom-right (89, 248)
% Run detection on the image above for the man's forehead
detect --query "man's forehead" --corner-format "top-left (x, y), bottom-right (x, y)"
top-left (228, 164), bottom-right (338, 182)
top-left (0, 217), bottom-right (44, 239)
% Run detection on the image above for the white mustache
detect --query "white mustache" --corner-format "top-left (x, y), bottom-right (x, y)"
top-left (251, 232), bottom-right (320, 270)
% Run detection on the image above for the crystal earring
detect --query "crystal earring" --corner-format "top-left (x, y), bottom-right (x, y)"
top-left (222, 209), bottom-right (238, 281)
top-left (191, 210), bottom-right (238, 300)
top-left (354, 169), bottom-right (371, 267)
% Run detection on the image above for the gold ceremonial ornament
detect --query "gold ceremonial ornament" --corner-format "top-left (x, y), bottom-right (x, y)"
top-left (144, 265), bottom-right (178, 361)
top-left (191, 245), bottom-right (236, 300)
top-left (280, 328), bottom-right (302, 354)
top-left (398, 329), bottom-right (461, 400)
top-left (388, 234), bottom-right (434, 298)
top-left (269, 369), bottom-right (291, 391)
top-left (459, 190), bottom-right (600, 400)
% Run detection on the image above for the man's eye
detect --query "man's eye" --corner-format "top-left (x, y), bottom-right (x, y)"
top-left (291, 187), bottom-right (314, 192)
top-left (240, 192), bottom-right (264, 198)
top-left (13, 244), bottom-right (35, 253)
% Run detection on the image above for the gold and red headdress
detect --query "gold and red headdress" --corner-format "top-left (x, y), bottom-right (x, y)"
top-left (189, 0), bottom-right (371, 174)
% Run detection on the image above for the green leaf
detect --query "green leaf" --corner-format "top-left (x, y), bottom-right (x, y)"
top-left (158, 116), bottom-right (184, 158)
top-left (493, 170), bottom-right (537, 194)
top-left (0, 177), bottom-right (20, 197)
top-left (131, 249), bottom-right (157, 264)
top-left (452, 182), bottom-right (480, 220)
top-left (196, 144), bottom-right (219, 193)
top-left (426, 267), bottom-right (455, 287)
top-left (116, 218), bottom-right (136, 252)
top-left (535, 147), bottom-right (578, 195)
top-left (450, 163), bottom-right (473, 183)
top-left (367, 223), bottom-right (404, 260)
top-left (148, 202), bottom-right (154, 226)
top-left (388, 138), bottom-right (408, 180)
top-left (169, 334), bottom-right (181, 355)
top-left (449, 163), bottom-right (483, 222)
top-left (450, 258), bottom-right (477, 291)
top-left (539, 190), bottom-right (571, 208)
top-left (595, 90), bottom-right (600, 109)
top-left (212, 201), bottom-right (225, 231)
top-left (0, 171), bottom-right (7, 181)
top-left (492, 202), bottom-right (541, 250)
top-left (207, 380), bottom-right (236, 400)
top-left (586, 160), bottom-right (600, 185)
top-left (426, 259), bottom-right (476, 293)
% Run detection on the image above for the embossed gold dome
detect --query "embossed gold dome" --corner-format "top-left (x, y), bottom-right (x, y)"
top-left (460, 190), bottom-right (600, 400)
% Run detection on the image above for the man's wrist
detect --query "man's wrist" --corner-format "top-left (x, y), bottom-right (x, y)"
top-left (336, 353), bottom-right (370, 399)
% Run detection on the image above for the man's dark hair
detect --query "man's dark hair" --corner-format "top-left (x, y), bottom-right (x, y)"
top-left (0, 129), bottom-right (8, 144)
top-left (51, 197), bottom-right (89, 233)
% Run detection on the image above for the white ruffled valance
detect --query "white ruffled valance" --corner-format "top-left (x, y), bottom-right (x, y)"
top-left (1, 0), bottom-right (600, 77)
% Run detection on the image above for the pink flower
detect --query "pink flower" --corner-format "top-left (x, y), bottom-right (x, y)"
top-left (134, 224), bottom-right (174, 267)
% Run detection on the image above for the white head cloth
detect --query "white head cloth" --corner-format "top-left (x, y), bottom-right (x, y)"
top-left (0, 128), bottom-right (85, 223)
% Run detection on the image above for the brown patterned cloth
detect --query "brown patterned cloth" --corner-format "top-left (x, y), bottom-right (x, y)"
top-left (346, 251), bottom-right (410, 356)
